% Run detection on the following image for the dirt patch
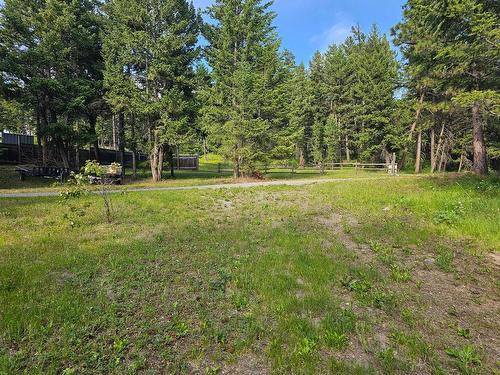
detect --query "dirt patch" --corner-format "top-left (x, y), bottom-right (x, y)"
top-left (316, 213), bottom-right (375, 263)
top-left (489, 251), bottom-right (500, 268)
top-left (221, 352), bottom-right (269, 375)
top-left (413, 266), bottom-right (500, 369)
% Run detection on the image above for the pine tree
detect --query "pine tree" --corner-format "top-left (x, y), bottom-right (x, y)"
top-left (103, 0), bottom-right (199, 182)
top-left (202, 0), bottom-right (283, 177)
top-left (394, 0), bottom-right (499, 175)
top-left (289, 64), bottom-right (314, 166)
top-left (350, 26), bottom-right (399, 161)
top-left (1, 0), bottom-right (103, 168)
top-left (309, 51), bottom-right (327, 163)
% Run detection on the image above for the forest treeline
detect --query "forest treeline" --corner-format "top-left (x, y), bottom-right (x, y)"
top-left (0, 0), bottom-right (498, 180)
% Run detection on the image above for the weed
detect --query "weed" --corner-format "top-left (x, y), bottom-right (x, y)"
top-left (372, 290), bottom-right (397, 312)
top-left (296, 337), bottom-right (317, 356)
top-left (323, 329), bottom-right (349, 349)
top-left (457, 327), bottom-right (471, 339)
top-left (209, 269), bottom-right (231, 294)
top-left (341, 276), bottom-right (372, 293)
top-left (446, 345), bottom-right (483, 374)
top-left (205, 366), bottom-right (221, 374)
top-left (400, 308), bottom-right (416, 327)
top-left (377, 348), bottom-right (410, 373)
top-left (434, 202), bottom-right (465, 226)
top-left (113, 337), bottom-right (129, 353)
top-left (390, 264), bottom-right (411, 282)
top-left (173, 321), bottom-right (189, 337)
top-left (232, 293), bottom-right (249, 310)
top-left (436, 246), bottom-right (455, 272)
top-left (329, 358), bottom-right (377, 374)
top-left (369, 241), bottom-right (396, 265)
top-left (448, 305), bottom-right (459, 317)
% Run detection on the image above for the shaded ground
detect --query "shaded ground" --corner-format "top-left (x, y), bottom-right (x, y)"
top-left (0, 175), bottom-right (498, 374)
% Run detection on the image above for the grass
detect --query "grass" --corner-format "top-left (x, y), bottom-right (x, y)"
top-left (0, 174), bottom-right (498, 374)
top-left (0, 158), bottom-right (390, 194)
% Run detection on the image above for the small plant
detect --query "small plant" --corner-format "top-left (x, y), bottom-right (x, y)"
top-left (448, 305), bottom-right (459, 317)
top-left (372, 290), bottom-right (397, 311)
top-left (369, 241), bottom-right (396, 265)
top-left (296, 337), bottom-right (317, 356)
top-left (323, 329), bottom-right (349, 350)
top-left (457, 327), bottom-right (471, 339)
top-left (232, 293), bottom-right (248, 310)
top-left (433, 201), bottom-right (465, 226)
top-left (209, 269), bottom-right (231, 294)
top-left (113, 337), bottom-right (129, 353)
top-left (341, 277), bottom-right (371, 293)
top-left (60, 160), bottom-right (118, 224)
top-left (446, 345), bottom-right (482, 374)
top-left (205, 366), bottom-right (221, 375)
top-left (390, 264), bottom-right (411, 282)
top-left (173, 321), bottom-right (189, 337)
top-left (84, 160), bottom-right (116, 223)
top-left (377, 348), bottom-right (410, 373)
top-left (436, 247), bottom-right (455, 272)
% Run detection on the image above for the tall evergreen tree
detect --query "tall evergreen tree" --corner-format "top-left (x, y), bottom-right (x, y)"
top-left (289, 63), bottom-right (314, 166)
top-left (202, 0), bottom-right (283, 177)
top-left (309, 51), bottom-right (327, 163)
top-left (394, 0), bottom-right (499, 175)
top-left (1, 0), bottom-right (103, 168)
top-left (103, 0), bottom-right (199, 181)
top-left (352, 26), bottom-right (399, 161)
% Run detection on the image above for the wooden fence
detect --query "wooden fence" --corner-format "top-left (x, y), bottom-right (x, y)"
top-left (172, 155), bottom-right (199, 170)
top-left (0, 143), bottom-right (147, 167)
top-left (212, 162), bottom-right (396, 175)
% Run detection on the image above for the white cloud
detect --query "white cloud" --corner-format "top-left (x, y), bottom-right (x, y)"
top-left (310, 12), bottom-right (354, 52)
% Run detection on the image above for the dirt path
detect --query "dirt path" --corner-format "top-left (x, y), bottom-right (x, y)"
top-left (0, 175), bottom-right (418, 198)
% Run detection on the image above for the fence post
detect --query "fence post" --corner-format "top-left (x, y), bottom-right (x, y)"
top-left (17, 136), bottom-right (22, 163)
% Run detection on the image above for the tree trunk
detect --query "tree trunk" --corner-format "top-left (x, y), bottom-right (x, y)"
top-left (75, 145), bottom-right (80, 170)
top-left (458, 152), bottom-right (464, 173)
top-left (299, 149), bottom-right (305, 168)
top-left (112, 114), bottom-right (117, 150)
top-left (233, 143), bottom-right (240, 178)
top-left (408, 92), bottom-right (425, 139)
top-left (438, 138), bottom-right (448, 173)
top-left (431, 122), bottom-right (446, 173)
top-left (430, 127), bottom-right (435, 170)
top-left (167, 146), bottom-right (175, 178)
top-left (57, 142), bottom-right (70, 169)
top-left (38, 104), bottom-right (49, 167)
top-left (117, 112), bottom-right (126, 178)
top-left (132, 151), bottom-right (137, 179)
top-left (203, 137), bottom-right (208, 161)
top-left (383, 146), bottom-right (391, 165)
top-left (414, 131), bottom-right (422, 174)
top-left (400, 92), bottom-right (425, 168)
top-left (150, 132), bottom-right (164, 182)
top-left (130, 113), bottom-right (137, 179)
top-left (88, 113), bottom-right (99, 161)
top-left (472, 101), bottom-right (488, 175)
top-left (345, 134), bottom-right (351, 162)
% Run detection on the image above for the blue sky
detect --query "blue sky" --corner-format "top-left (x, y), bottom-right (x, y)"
top-left (193, 0), bottom-right (406, 64)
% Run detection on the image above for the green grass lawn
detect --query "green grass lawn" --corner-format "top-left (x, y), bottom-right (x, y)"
top-left (0, 174), bottom-right (498, 374)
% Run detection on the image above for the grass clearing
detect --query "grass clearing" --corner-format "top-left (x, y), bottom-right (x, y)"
top-left (0, 174), bottom-right (498, 374)
top-left (0, 162), bottom-right (390, 194)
